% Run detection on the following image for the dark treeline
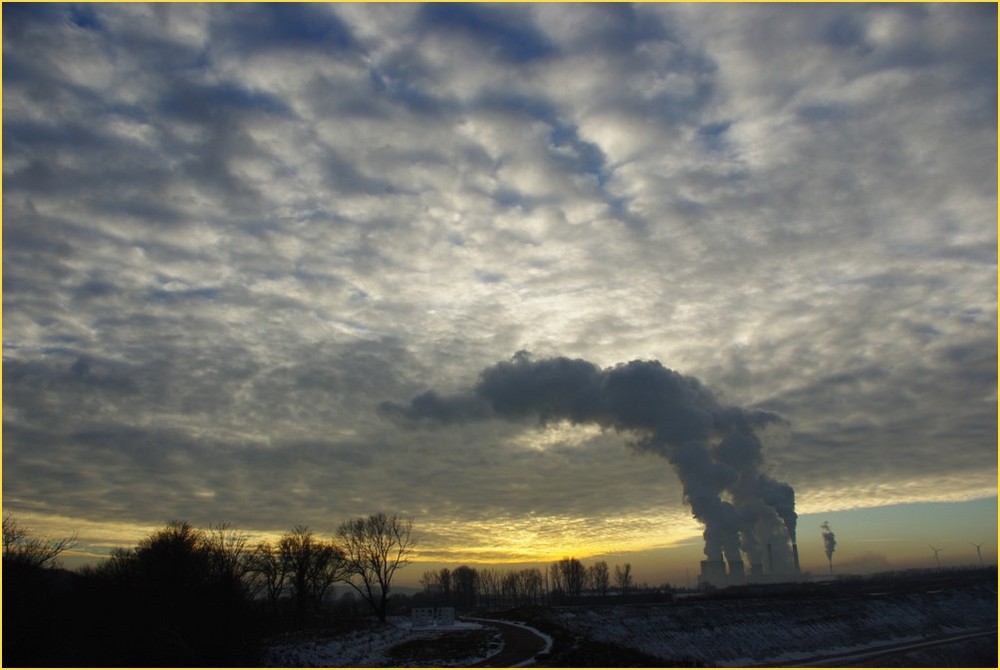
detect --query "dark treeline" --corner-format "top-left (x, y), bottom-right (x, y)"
top-left (2, 512), bottom-right (413, 667)
top-left (4, 513), bottom-right (673, 667)
top-left (413, 557), bottom-right (673, 610)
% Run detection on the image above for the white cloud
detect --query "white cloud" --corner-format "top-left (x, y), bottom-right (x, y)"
top-left (2, 3), bottom-right (995, 565)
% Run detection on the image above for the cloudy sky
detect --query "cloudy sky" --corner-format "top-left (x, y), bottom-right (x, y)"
top-left (3, 3), bottom-right (996, 584)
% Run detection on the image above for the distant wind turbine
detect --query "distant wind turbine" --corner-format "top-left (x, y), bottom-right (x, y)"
top-left (970, 542), bottom-right (984, 567)
top-left (929, 545), bottom-right (944, 571)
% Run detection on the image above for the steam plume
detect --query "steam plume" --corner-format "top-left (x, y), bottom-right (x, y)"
top-left (821, 521), bottom-right (837, 574)
top-left (382, 352), bottom-right (797, 568)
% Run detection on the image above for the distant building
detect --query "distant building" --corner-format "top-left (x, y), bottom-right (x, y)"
top-left (411, 606), bottom-right (455, 628)
top-left (411, 607), bottom-right (435, 627)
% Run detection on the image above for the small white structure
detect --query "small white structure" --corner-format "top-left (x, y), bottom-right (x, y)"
top-left (411, 607), bottom-right (435, 627)
top-left (436, 606), bottom-right (455, 626)
top-left (411, 606), bottom-right (455, 628)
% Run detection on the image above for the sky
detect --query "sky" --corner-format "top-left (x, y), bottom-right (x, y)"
top-left (2, 3), bottom-right (997, 587)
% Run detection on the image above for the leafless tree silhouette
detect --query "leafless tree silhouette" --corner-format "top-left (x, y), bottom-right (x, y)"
top-left (615, 562), bottom-right (634, 594)
top-left (589, 560), bottom-right (610, 596)
top-left (336, 512), bottom-right (414, 623)
top-left (2, 512), bottom-right (77, 570)
top-left (278, 525), bottom-right (348, 619)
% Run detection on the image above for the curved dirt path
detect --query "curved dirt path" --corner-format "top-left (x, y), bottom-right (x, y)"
top-left (464, 617), bottom-right (550, 668)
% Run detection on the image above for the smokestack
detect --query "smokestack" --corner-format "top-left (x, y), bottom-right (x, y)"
top-left (384, 353), bottom-right (797, 577)
top-left (821, 521), bottom-right (836, 575)
top-left (767, 543), bottom-right (774, 574)
top-left (792, 543), bottom-right (800, 574)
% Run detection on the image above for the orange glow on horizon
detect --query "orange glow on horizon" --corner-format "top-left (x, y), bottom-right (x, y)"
top-left (7, 479), bottom-right (995, 570)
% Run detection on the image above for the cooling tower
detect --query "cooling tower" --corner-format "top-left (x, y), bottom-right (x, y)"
top-left (728, 559), bottom-right (745, 582)
top-left (699, 560), bottom-right (727, 587)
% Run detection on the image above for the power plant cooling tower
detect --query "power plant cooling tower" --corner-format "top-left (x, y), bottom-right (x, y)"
top-left (699, 560), bottom-right (727, 587)
top-left (728, 559), bottom-right (746, 582)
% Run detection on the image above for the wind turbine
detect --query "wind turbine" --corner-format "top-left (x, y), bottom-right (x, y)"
top-left (970, 542), bottom-right (984, 567)
top-left (929, 545), bottom-right (944, 571)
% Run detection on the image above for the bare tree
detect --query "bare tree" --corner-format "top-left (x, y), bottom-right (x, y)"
top-left (502, 570), bottom-right (520, 607)
top-left (589, 560), bottom-right (610, 596)
top-left (336, 512), bottom-right (415, 623)
top-left (522, 567), bottom-right (544, 605)
top-left (452, 564), bottom-right (478, 609)
top-left (204, 522), bottom-right (251, 597)
top-left (420, 569), bottom-right (440, 593)
top-left (246, 540), bottom-right (286, 615)
top-left (420, 567), bottom-right (454, 605)
top-left (548, 562), bottom-right (563, 597)
top-left (614, 562), bottom-right (633, 595)
top-left (478, 567), bottom-right (500, 609)
top-left (278, 526), bottom-right (348, 618)
top-left (558, 557), bottom-right (587, 598)
top-left (438, 567), bottom-right (452, 601)
top-left (3, 512), bottom-right (77, 571)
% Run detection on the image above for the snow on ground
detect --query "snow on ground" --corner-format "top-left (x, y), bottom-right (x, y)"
top-left (550, 585), bottom-right (996, 665)
top-left (262, 618), bottom-right (496, 667)
top-left (395, 619), bottom-right (484, 632)
top-left (504, 621), bottom-right (553, 666)
top-left (471, 617), bottom-right (553, 667)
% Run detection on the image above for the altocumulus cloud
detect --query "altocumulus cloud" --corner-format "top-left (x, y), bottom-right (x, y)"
top-left (2, 4), bottom-right (996, 560)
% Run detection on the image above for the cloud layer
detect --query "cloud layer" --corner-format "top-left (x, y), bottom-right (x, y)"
top-left (3, 4), bottom-right (996, 562)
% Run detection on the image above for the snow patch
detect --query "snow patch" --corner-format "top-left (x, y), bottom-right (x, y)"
top-left (550, 587), bottom-right (996, 665)
top-left (262, 618), bottom-right (492, 667)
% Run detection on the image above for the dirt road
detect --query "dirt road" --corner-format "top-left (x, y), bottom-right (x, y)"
top-left (464, 618), bottom-right (550, 668)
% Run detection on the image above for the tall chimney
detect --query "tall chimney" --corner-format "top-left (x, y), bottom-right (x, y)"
top-left (792, 543), bottom-right (801, 574)
top-left (767, 543), bottom-right (774, 574)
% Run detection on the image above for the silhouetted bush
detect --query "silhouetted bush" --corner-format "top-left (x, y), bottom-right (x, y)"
top-left (82, 521), bottom-right (260, 666)
top-left (0, 521), bottom-right (261, 666)
top-left (2, 514), bottom-right (420, 665)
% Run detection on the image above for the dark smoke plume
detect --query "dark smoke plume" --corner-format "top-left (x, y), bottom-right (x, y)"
top-left (382, 352), bottom-right (797, 567)
top-left (821, 521), bottom-right (837, 574)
